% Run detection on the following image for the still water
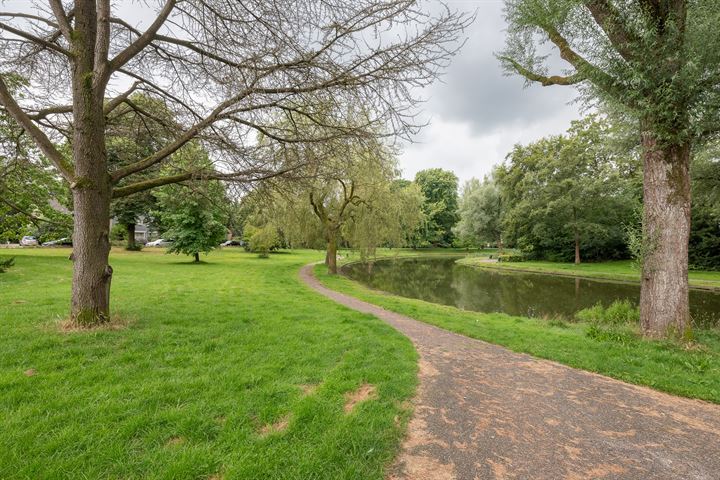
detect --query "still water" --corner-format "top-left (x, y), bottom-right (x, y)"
top-left (341, 257), bottom-right (720, 325)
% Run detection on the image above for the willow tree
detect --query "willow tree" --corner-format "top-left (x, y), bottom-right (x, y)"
top-left (0, 1), bottom-right (469, 326)
top-left (499, 0), bottom-right (720, 338)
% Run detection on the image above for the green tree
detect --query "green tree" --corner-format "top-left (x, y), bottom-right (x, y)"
top-left (689, 144), bottom-right (720, 269)
top-left (455, 176), bottom-right (503, 250)
top-left (499, 0), bottom-right (720, 337)
top-left (497, 117), bottom-right (639, 263)
top-left (414, 168), bottom-right (459, 246)
top-left (108, 94), bottom-right (177, 249)
top-left (153, 180), bottom-right (227, 263)
top-left (0, 76), bottom-right (70, 241)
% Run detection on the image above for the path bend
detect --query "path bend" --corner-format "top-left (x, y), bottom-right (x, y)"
top-left (299, 264), bottom-right (720, 480)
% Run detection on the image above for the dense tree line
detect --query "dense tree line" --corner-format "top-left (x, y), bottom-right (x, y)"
top-left (457, 116), bottom-right (720, 271)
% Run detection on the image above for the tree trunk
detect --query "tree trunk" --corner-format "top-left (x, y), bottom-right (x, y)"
top-left (126, 223), bottom-right (136, 250)
top-left (574, 230), bottom-right (581, 265)
top-left (69, 0), bottom-right (112, 326)
top-left (194, 252), bottom-right (200, 263)
top-left (573, 207), bottom-right (580, 265)
top-left (640, 131), bottom-right (692, 339)
top-left (327, 231), bottom-right (338, 275)
top-left (497, 236), bottom-right (503, 255)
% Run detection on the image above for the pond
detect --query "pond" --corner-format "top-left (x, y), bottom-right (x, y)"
top-left (341, 256), bottom-right (720, 326)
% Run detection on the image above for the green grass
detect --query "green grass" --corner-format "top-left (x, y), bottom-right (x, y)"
top-left (457, 257), bottom-right (720, 290)
top-left (315, 264), bottom-right (720, 404)
top-left (0, 248), bottom-right (417, 479)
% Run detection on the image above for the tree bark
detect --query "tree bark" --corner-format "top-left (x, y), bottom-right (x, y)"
top-left (69, 0), bottom-right (113, 326)
top-left (327, 231), bottom-right (338, 274)
top-left (573, 207), bottom-right (580, 265)
top-left (640, 131), bottom-right (692, 338)
top-left (126, 223), bottom-right (136, 250)
top-left (194, 252), bottom-right (200, 263)
top-left (574, 230), bottom-right (581, 265)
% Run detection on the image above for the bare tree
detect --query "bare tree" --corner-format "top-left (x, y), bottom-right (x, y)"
top-left (0, 0), bottom-right (470, 326)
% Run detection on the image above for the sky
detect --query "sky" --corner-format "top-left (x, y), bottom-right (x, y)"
top-left (398, 0), bottom-right (582, 183)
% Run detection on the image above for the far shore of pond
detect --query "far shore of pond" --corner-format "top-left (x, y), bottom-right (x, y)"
top-left (456, 256), bottom-right (720, 292)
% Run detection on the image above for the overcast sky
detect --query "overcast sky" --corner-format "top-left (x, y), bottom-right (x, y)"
top-left (399, 0), bottom-right (582, 183)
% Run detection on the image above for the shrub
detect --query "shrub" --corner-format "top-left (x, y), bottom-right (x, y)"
top-left (576, 299), bottom-right (639, 326)
top-left (0, 256), bottom-right (15, 273)
top-left (497, 253), bottom-right (524, 262)
top-left (110, 224), bottom-right (126, 241)
top-left (249, 225), bottom-right (279, 258)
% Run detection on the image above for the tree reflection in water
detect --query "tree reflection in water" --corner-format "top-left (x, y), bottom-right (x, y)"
top-left (342, 257), bottom-right (720, 326)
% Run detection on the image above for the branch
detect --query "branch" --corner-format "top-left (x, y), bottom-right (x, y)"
top-left (48, 0), bottom-right (73, 41)
top-left (113, 164), bottom-right (304, 198)
top-left (108, 0), bottom-right (175, 73)
top-left (0, 75), bottom-right (74, 181)
top-left (0, 21), bottom-right (71, 57)
top-left (584, 0), bottom-right (638, 62)
top-left (499, 56), bottom-right (583, 86)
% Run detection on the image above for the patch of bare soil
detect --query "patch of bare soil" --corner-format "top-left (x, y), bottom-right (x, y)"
top-left (23, 368), bottom-right (36, 376)
top-left (55, 314), bottom-right (134, 333)
top-left (259, 414), bottom-right (291, 436)
top-left (299, 383), bottom-right (319, 396)
top-left (344, 383), bottom-right (377, 413)
top-left (165, 436), bottom-right (185, 447)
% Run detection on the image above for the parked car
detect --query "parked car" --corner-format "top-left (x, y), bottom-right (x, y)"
top-left (20, 236), bottom-right (38, 246)
top-left (42, 237), bottom-right (72, 247)
top-left (146, 238), bottom-right (174, 247)
top-left (220, 239), bottom-right (245, 247)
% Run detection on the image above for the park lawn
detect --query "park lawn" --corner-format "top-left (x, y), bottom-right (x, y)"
top-left (0, 248), bottom-right (417, 480)
top-left (315, 264), bottom-right (720, 404)
top-left (457, 257), bottom-right (720, 290)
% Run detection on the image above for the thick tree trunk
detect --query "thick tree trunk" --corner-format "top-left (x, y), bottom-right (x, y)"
top-left (70, 0), bottom-right (112, 326)
top-left (126, 223), bottom-right (136, 250)
top-left (327, 232), bottom-right (338, 275)
top-left (194, 252), bottom-right (200, 263)
top-left (640, 132), bottom-right (692, 338)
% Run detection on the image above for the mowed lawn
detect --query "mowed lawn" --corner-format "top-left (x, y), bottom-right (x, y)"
top-left (0, 249), bottom-right (416, 480)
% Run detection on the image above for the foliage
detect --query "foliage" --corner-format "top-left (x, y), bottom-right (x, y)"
top-left (576, 300), bottom-right (640, 327)
top-left (690, 146), bottom-right (720, 269)
top-left (497, 253), bottom-right (524, 263)
top-left (414, 168), bottom-right (459, 246)
top-left (496, 116), bottom-right (640, 262)
top-left (0, 248), bottom-right (416, 478)
top-left (455, 176), bottom-right (503, 248)
top-left (247, 224), bottom-right (280, 258)
top-left (153, 175), bottom-right (228, 262)
top-left (0, 76), bottom-right (71, 242)
top-left (0, 256), bottom-right (14, 273)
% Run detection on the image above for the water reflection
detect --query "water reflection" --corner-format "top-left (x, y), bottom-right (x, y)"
top-left (342, 257), bottom-right (720, 325)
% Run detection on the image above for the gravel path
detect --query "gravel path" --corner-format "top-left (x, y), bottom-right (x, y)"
top-left (300, 264), bottom-right (720, 480)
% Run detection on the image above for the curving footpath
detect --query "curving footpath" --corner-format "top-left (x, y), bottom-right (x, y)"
top-left (300, 264), bottom-right (720, 480)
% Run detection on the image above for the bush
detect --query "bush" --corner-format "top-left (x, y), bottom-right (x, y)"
top-left (0, 257), bottom-right (15, 273)
top-left (575, 299), bottom-right (639, 326)
top-left (497, 253), bottom-right (524, 263)
top-left (110, 224), bottom-right (126, 241)
top-left (249, 225), bottom-right (279, 258)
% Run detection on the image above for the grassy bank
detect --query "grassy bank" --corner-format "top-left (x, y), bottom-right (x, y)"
top-left (457, 257), bottom-right (720, 290)
top-left (0, 249), bottom-right (416, 479)
top-left (315, 264), bottom-right (720, 404)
